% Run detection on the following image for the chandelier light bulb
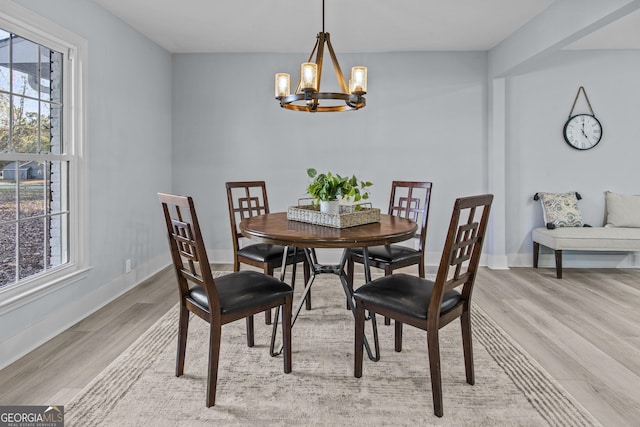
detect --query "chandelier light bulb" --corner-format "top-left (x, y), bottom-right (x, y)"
top-left (300, 63), bottom-right (318, 91)
top-left (350, 66), bottom-right (367, 94)
top-left (275, 73), bottom-right (291, 98)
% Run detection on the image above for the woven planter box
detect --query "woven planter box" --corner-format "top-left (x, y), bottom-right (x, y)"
top-left (287, 204), bottom-right (380, 228)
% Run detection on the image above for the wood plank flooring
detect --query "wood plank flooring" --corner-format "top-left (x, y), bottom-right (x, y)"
top-left (0, 267), bottom-right (179, 405)
top-left (474, 267), bottom-right (640, 427)
top-left (0, 265), bottom-right (639, 426)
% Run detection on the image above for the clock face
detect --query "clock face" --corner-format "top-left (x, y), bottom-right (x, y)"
top-left (563, 114), bottom-right (602, 150)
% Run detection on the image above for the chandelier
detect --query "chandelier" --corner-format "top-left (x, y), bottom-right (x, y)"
top-left (274, 0), bottom-right (367, 112)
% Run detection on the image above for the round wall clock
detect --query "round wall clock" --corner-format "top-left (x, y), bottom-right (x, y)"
top-left (563, 86), bottom-right (602, 150)
top-left (563, 113), bottom-right (602, 150)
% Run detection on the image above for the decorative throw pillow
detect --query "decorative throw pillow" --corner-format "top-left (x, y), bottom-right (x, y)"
top-left (605, 191), bottom-right (640, 227)
top-left (538, 192), bottom-right (583, 229)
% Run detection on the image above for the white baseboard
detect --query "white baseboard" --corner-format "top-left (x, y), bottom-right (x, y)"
top-left (487, 254), bottom-right (509, 270)
top-left (509, 251), bottom-right (640, 268)
top-left (212, 248), bottom-right (640, 271)
top-left (0, 254), bottom-right (169, 371)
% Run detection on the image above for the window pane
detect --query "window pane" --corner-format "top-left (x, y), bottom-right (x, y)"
top-left (0, 29), bottom-right (9, 93)
top-left (39, 46), bottom-right (51, 101)
top-left (0, 222), bottom-right (16, 287)
top-left (40, 48), bottom-right (63, 104)
top-left (50, 103), bottom-right (61, 154)
top-left (50, 50), bottom-right (62, 102)
top-left (42, 102), bottom-right (62, 155)
top-left (12, 36), bottom-right (39, 99)
top-left (0, 93), bottom-right (8, 151)
top-left (48, 49), bottom-right (63, 154)
top-left (40, 101), bottom-right (52, 153)
top-left (0, 169), bottom-right (17, 220)
top-left (0, 23), bottom-right (73, 288)
top-left (18, 216), bottom-right (45, 279)
top-left (48, 212), bottom-right (67, 268)
top-left (19, 166), bottom-right (45, 218)
top-left (49, 160), bottom-right (66, 215)
top-left (11, 95), bottom-right (40, 153)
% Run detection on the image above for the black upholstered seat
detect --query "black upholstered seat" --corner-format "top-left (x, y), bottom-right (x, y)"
top-left (349, 245), bottom-right (422, 265)
top-left (347, 181), bottom-right (432, 324)
top-left (354, 194), bottom-right (493, 417)
top-left (354, 273), bottom-right (461, 319)
top-left (238, 243), bottom-right (297, 264)
top-left (189, 270), bottom-right (294, 314)
top-left (226, 181), bottom-right (310, 324)
top-left (159, 193), bottom-right (293, 407)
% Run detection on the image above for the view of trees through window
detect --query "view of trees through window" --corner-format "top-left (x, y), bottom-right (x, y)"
top-left (0, 28), bottom-right (68, 288)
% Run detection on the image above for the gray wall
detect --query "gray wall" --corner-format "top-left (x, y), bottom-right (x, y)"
top-left (1, 0), bottom-right (173, 367)
top-left (172, 52), bottom-right (488, 263)
top-left (506, 49), bottom-right (640, 267)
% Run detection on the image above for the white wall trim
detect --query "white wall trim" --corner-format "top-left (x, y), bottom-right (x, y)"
top-left (487, 77), bottom-right (507, 265)
top-left (210, 249), bottom-right (501, 271)
top-left (0, 255), bottom-right (168, 370)
top-left (0, 0), bottom-right (90, 308)
top-left (0, 267), bottom-right (91, 317)
top-left (509, 251), bottom-right (640, 268)
top-left (487, 254), bottom-right (510, 270)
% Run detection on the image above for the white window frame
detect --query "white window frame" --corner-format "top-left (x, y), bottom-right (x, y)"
top-left (0, 0), bottom-right (89, 315)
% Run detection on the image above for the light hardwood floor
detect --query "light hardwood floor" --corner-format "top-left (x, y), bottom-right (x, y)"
top-left (1, 265), bottom-right (639, 426)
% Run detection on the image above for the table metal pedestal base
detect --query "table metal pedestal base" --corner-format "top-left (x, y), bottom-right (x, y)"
top-left (270, 246), bottom-right (380, 362)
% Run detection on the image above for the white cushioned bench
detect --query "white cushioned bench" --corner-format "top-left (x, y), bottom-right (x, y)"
top-left (532, 227), bottom-right (640, 278)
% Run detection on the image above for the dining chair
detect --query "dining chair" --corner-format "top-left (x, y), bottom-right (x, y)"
top-left (226, 181), bottom-right (310, 325)
top-left (353, 194), bottom-right (493, 417)
top-left (159, 193), bottom-right (293, 407)
top-left (346, 181), bottom-right (432, 324)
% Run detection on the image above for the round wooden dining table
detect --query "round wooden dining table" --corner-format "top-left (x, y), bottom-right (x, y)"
top-left (239, 212), bottom-right (418, 248)
top-left (240, 212), bottom-right (418, 361)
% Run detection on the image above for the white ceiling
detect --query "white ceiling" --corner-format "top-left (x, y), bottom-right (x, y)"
top-left (91, 0), bottom-right (640, 54)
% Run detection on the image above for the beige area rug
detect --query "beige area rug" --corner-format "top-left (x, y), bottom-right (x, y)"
top-left (66, 273), bottom-right (600, 426)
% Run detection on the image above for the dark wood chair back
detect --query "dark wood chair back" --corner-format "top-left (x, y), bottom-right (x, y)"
top-left (159, 193), bottom-right (218, 311)
top-left (225, 181), bottom-right (311, 321)
top-left (388, 181), bottom-right (432, 251)
top-left (346, 181), bottom-right (432, 319)
top-left (159, 192), bottom-right (293, 407)
top-left (226, 181), bottom-right (270, 256)
top-left (353, 193), bottom-right (493, 417)
top-left (431, 193), bottom-right (493, 319)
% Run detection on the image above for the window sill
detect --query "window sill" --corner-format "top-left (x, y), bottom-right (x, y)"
top-left (0, 265), bottom-right (92, 316)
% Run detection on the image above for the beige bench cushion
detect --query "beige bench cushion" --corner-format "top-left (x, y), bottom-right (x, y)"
top-left (532, 227), bottom-right (640, 251)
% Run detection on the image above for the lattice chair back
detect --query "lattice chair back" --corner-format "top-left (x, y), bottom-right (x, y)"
top-left (430, 194), bottom-right (493, 316)
top-left (226, 181), bottom-right (270, 249)
top-left (159, 193), bottom-right (218, 310)
top-left (388, 181), bottom-right (433, 249)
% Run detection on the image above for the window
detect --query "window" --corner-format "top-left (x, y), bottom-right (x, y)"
top-left (0, 3), bottom-right (87, 300)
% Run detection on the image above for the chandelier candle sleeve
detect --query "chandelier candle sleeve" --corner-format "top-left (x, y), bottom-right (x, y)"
top-left (275, 73), bottom-right (291, 98)
top-left (301, 62), bottom-right (318, 91)
top-left (349, 66), bottom-right (367, 94)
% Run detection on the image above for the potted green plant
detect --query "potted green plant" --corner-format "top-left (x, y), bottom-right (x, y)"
top-left (306, 168), bottom-right (372, 214)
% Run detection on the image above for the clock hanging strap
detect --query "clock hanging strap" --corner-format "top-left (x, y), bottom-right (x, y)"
top-left (568, 86), bottom-right (596, 118)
